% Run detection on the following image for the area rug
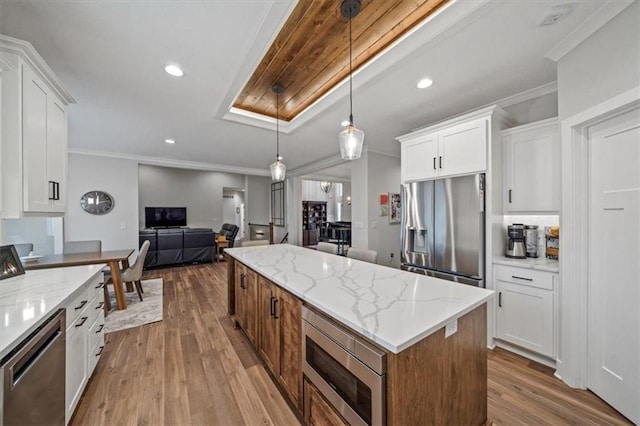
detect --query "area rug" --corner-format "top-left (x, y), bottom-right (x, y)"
top-left (104, 278), bottom-right (163, 333)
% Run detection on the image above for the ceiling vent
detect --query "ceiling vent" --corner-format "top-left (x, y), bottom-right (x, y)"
top-left (537, 4), bottom-right (572, 27)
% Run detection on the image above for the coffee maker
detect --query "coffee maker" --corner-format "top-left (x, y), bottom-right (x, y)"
top-left (506, 224), bottom-right (527, 258)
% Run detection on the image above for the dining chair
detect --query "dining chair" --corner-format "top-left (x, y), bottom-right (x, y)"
top-left (63, 240), bottom-right (102, 254)
top-left (241, 240), bottom-right (270, 247)
top-left (346, 247), bottom-right (378, 264)
top-left (104, 240), bottom-right (150, 311)
top-left (14, 243), bottom-right (34, 257)
top-left (317, 242), bottom-right (339, 255)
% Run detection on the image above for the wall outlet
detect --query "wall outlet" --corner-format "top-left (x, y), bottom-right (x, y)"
top-left (445, 319), bottom-right (458, 338)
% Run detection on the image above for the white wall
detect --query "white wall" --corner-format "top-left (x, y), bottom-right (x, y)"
top-left (66, 153), bottom-right (139, 251)
top-left (504, 91), bottom-right (558, 125)
top-left (138, 164), bottom-right (244, 230)
top-left (557, 1), bottom-right (640, 120)
top-left (349, 151), bottom-right (401, 265)
top-left (1, 217), bottom-right (61, 255)
top-left (246, 174), bottom-right (271, 226)
top-left (341, 182), bottom-right (352, 221)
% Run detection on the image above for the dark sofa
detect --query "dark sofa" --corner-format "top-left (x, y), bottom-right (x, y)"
top-left (139, 228), bottom-right (216, 268)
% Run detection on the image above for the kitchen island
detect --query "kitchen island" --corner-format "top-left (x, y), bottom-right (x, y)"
top-left (226, 244), bottom-right (493, 425)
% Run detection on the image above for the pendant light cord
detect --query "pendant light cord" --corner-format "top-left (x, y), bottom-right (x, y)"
top-left (348, 11), bottom-right (354, 125)
top-left (276, 89), bottom-right (280, 159)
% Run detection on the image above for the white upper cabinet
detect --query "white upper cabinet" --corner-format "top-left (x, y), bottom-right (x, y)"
top-left (0, 35), bottom-right (74, 218)
top-left (502, 118), bottom-right (560, 213)
top-left (397, 106), bottom-right (508, 183)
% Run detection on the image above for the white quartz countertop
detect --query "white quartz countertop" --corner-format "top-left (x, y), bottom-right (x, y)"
top-left (492, 256), bottom-right (559, 273)
top-left (0, 265), bottom-right (105, 359)
top-left (225, 244), bottom-right (494, 354)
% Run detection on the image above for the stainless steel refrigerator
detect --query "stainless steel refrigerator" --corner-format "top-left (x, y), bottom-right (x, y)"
top-left (401, 173), bottom-right (485, 287)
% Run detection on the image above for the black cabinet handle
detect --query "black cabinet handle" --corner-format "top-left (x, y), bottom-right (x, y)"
top-left (433, 157), bottom-right (436, 170)
top-left (96, 346), bottom-right (104, 357)
top-left (269, 296), bottom-right (275, 317)
top-left (508, 189), bottom-right (512, 203)
top-left (96, 301), bottom-right (104, 310)
top-left (273, 298), bottom-right (279, 319)
top-left (512, 275), bottom-right (533, 282)
top-left (48, 181), bottom-right (56, 200)
top-left (240, 273), bottom-right (246, 289)
top-left (95, 282), bottom-right (103, 289)
top-left (74, 300), bottom-right (88, 310)
top-left (498, 292), bottom-right (502, 307)
top-left (96, 324), bottom-right (104, 333)
top-left (55, 182), bottom-right (60, 200)
top-left (439, 156), bottom-right (443, 169)
top-left (75, 316), bottom-right (88, 328)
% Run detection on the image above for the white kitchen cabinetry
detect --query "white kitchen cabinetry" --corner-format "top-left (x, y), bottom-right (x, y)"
top-left (65, 273), bottom-right (105, 424)
top-left (502, 118), bottom-right (560, 213)
top-left (398, 108), bottom-right (500, 182)
top-left (0, 35), bottom-right (74, 218)
top-left (494, 264), bottom-right (557, 360)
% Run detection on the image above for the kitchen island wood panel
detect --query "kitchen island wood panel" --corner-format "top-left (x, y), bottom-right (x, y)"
top-left (386, 304), bottom-right (487, 425)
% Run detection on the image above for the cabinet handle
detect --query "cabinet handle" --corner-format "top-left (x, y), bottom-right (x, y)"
top-left (96, 301), bottom-right (104, 310)
top-left (95, 283), bottom-right (103, 289)
top-left (269, 296), bottom-right (275, 317)
top-left (498, 292), bottom-right (502, 307)
top-left (512, 275), bottom-right (533, 282)
top-left (433, 157), bottom-right (436, 170)
top-left (55, 182), bottom-right (60, 200)
top-left (508, 189), bottom-right (512, 203)
top-left (96, 346), bottom-right (104, 357)
top-left (48, 181), bottom-right (56, 200)
top-left (75, 316), bottom-right (88, 328)
top-left (74, 300), bottom-right (88, 310)
top-left (240, 273), bottom-right (246, 289)
top-left (273, 298), bottom-right (279, 319)
top-left (96, 324), bottom-right (104, 333)
top-left (439, 156), bottom-right (443, 169)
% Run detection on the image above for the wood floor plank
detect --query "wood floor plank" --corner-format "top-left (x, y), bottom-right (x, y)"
top-left (71, 262), bottom-right (632, 426)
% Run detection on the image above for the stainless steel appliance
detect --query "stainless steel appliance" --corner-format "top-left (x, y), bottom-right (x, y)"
top-left (525, 225), bottom-right (539, 258)
top-left (506, 224), bottom-right (527, 259)
top-left (401, 173), bottom-right (485, 287)
top-left (1, 309), bottom-right (66, 426)
top-left (302, 305), bottom-right (386, 426)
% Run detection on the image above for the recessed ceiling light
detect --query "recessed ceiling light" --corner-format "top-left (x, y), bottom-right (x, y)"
top-left (417, 78), bottom-right (433, 89)
top-left (165, 139), bottom-right (176, 144)
top-left (164, 65), bottom-right (184, 77)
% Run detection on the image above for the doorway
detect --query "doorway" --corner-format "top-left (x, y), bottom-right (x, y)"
top-left (587, 106), bottom-right (639, 423)
top-left (222, 188), bottom-right (245, 240)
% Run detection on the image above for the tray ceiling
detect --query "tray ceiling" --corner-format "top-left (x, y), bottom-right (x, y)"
top-left (233, 0), bottom-right (450, 122)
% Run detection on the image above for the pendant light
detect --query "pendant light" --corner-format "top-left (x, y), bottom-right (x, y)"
top-left (270, 83), bottom-right (286, 182)
top-left (319, 181), bottom-right (333, 194)
top-left (338, 0), bottom-right (364, 160)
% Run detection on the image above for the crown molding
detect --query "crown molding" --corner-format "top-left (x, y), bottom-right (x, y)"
top-left (68, 148), bottom-right (270, 177)
top-left (0, 34), bottom-right (75, 104)
top-left (544, 0), bottom-right (635, 62)
top-left (288, 153), bottom-right (348, 177)
top-left (501, 116), bottom-right (558, 137)
top-left (496, 81), bottom-right (558, 108)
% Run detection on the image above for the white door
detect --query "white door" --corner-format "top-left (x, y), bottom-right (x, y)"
top-left (400, 133), bottom-right (438, 182)
top-left (588, 106), bottom-right (640, 424)
top-left (438, 118), bottom-right (487, 177)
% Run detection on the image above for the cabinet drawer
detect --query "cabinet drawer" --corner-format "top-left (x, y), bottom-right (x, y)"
top-left (86, 289), bottom-right (104, 332)
top-left (495, 265), bottom-right (554, 290)
top-left (66, 284), bottom-right (90, 326)
top-left (88, 315), bottom-right (105, 375)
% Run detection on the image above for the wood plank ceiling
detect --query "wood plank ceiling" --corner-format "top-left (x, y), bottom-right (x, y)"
top-left (233, 0), bottom-right (450, 122)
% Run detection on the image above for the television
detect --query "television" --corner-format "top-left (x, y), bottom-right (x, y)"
top-left (145, 207), bottom-right (187, 228)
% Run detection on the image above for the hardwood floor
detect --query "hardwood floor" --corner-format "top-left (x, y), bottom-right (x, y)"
top-left (71, 262), bottom-right (631, 425)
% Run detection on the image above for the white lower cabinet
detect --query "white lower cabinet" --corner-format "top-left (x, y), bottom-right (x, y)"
top-left (65, 273), bottom-right (104, 424)
top-left (494, 264), bottom-right (557, 359)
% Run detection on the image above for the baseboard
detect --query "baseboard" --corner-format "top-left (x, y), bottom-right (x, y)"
top-left (494, 339), bottom-right (557, 369)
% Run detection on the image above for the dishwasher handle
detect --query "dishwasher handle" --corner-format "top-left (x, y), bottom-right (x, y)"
top-left (5, 309), bottom-right (65, 389)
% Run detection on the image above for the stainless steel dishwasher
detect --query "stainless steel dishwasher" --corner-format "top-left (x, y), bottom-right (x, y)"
top-left (1, 309), bottom-right (66, 426)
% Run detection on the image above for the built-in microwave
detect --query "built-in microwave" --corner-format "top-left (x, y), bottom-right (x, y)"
top-left (302, 305), bottom-right (386, 426)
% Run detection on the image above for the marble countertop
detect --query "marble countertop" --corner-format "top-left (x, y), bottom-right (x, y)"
top-left (225, 244), bottom-right (494, 354)
top-left (492, 256), bottom-right (559, 273)
top-left (0, 265), bottom-right (105, 359)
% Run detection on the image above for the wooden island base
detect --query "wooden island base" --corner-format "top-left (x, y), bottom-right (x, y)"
top-left (227, 255), bottom-right (488, 425)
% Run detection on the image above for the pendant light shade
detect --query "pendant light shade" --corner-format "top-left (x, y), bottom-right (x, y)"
top-left (339, 0), bottom-right (364, 161)
top-left (270, 83), bottom-right (286, 182)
